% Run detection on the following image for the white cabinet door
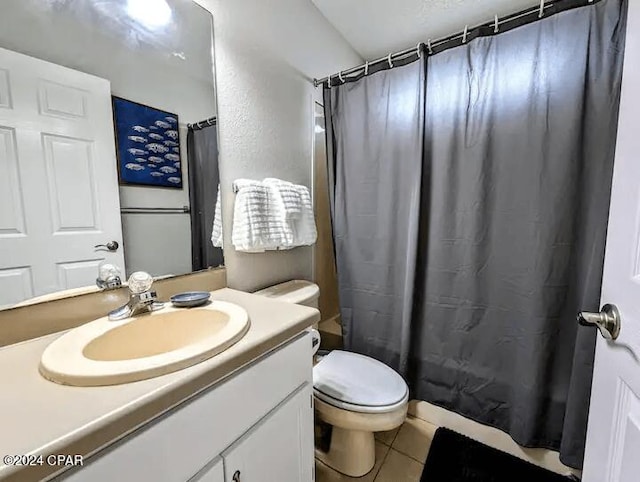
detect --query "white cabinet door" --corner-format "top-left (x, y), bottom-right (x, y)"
top-left (190, 458), bottom-right (224, 482)
top-left (581, 1), bottom-right (640, 480)
top-left (0, 46), bottom-right (125, 307)
top-left (223, 384), bottom-right (314, 482)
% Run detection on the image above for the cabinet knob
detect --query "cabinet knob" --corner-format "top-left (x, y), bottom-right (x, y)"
top-left (232, 470), bottom-right (241, 482)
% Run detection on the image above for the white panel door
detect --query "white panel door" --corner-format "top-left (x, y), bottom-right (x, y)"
top-left (222, 384), bottom-right (314, 482)
top-left (0, 47), bottom-right (124, 307)
top-left (582, 2), bottom-right (640, 480)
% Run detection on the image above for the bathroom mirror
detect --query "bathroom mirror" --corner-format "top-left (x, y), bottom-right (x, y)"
top-left (0, 0), bottom-right (223, 309)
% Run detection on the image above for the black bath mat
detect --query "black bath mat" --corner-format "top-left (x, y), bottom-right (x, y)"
top-left (421, 428), bottom-right (573, 482)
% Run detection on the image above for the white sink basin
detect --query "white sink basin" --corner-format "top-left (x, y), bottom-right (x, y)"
top-left (40, 301), bottom-right (250, 386)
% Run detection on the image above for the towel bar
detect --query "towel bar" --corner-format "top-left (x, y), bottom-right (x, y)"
top-left (120, 206), bottom-right (190, 214)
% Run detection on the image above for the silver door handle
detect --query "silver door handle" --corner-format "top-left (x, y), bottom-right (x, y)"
top-left (94, 241), bottom-right (119, 252)
top-left (577, 303), bottom-right (621, 340)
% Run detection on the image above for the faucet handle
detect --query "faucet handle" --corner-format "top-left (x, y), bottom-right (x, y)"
top-left (128, 271), bottom-right (154, 294)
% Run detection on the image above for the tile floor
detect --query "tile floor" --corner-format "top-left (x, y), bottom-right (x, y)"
top-left (315, 416), bottom-right (437, 482)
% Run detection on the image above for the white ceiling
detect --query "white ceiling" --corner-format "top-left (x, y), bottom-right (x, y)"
top-left (312, 0), bottom-right (542, 60)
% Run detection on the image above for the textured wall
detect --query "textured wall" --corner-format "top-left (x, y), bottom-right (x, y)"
top-left (195, 0), bottom-right (361, 292)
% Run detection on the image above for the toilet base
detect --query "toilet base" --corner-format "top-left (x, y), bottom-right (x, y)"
top-left (315, 427), bottom-right (376, 477)
top-left (314, 396), bottom-right (408, 478)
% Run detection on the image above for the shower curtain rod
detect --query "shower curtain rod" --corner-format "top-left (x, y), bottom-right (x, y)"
top-left (314, 0), bottom-right (597, 87)
top-left (187, 116), bottom-right (217, 130)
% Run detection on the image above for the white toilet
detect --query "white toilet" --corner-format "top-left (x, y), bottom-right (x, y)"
top-left (254, 280), bottom-right (409, 477)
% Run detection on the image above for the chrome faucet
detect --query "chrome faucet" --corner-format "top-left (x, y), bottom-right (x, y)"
top-left (108, 271), bottom-right (165, 321)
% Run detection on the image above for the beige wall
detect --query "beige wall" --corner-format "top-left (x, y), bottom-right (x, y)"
top-left (195, 0), bottom-right (361, 292)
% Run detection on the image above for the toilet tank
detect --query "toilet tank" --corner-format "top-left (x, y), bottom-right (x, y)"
top-left (253, 280), bottom-right (320, 309)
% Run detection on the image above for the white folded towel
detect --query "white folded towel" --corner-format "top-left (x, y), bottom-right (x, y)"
top-left (211, 185), bottom-right (223, 248)
top-left (263, 178), bottom-right (302, 219)
top-left (289, 184), bottom-right (317, 247)
top-left (230, 178), bottom-right (317, 252)
top-left (231, 179), bottom-right (290, 252)
top-left (261, 178), bottom-right (316, 248)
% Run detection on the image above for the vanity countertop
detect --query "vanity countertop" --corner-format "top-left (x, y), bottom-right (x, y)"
top-left (0, 288), bottom-right (320, 482)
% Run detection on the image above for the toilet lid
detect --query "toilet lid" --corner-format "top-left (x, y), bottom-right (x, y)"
top-left (313, 351), bottom-right (408, 409)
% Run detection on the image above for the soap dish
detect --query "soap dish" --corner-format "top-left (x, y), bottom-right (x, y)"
top-left (170, 291), bottom-right (211, 308)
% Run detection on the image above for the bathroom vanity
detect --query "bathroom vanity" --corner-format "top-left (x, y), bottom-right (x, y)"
top-left (0, 289), bottom-right (319, 482)
top-left (59, 333), bottom-right (313, 482)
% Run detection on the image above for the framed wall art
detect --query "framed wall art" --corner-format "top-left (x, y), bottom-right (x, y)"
top-left (112, 96), bottom-right (182, 188)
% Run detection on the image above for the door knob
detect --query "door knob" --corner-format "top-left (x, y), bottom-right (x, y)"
top-left (94, 241), bottom-right (119, 252)
top-left (577, 304), bottom-right (621, 340)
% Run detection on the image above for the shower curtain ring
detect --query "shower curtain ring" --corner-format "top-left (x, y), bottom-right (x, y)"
top-left (494, 15), bottom-right (499, 33)
top-left (388, 53), bottom-right (394, 68)
top-left (539, 0), bottom-right (545, 18)
top-left (416, 42), bottom-right (422, 58)
top-left (462, 25), bottom-right (469, 43)
top-left (427, 39), bottom-right (433, 54)
top-left (364, 61), bottom-right (369, 76)
top-left (338, 71), bottom-right (345, 83)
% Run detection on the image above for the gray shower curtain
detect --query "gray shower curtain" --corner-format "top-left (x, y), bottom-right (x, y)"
top-left (324, 0), bottom-right (626, 468)
top-left (325, 58), bottom-right (426, 375)
top-left (187, 123), bottom-right (224, 271)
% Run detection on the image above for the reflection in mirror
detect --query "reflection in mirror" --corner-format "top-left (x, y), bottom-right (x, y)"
top-left (0, 0), bottom-right (223, 309)
top-left (187, 117), bottom-right (223, 271)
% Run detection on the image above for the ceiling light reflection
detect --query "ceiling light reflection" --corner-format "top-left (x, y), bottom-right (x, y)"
top-left (126, 0), bottom-right (172, 29)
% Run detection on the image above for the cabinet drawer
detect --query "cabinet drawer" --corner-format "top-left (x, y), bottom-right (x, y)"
top-left (58, 332), bottom-right (312, 481)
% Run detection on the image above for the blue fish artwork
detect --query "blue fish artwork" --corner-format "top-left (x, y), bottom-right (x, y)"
top-left (112, 96), bottom-right (182, 188)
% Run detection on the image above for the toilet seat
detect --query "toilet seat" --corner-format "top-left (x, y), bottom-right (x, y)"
top-left (313, 350), bottom-right (409, 414)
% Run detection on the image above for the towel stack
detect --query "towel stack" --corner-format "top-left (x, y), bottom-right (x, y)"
top-left (210, 178), bottom-right (317, 252)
